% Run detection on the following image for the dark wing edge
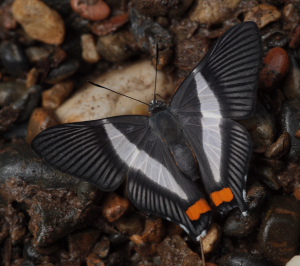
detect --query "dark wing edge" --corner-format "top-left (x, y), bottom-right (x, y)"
top-left (170, 21), bottom-right (263, 119)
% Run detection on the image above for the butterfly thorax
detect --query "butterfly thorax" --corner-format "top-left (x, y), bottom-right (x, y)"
top-left (149, 108), bottom-right (199, 180)
top-left (149, 100), bottom-right (167, 115)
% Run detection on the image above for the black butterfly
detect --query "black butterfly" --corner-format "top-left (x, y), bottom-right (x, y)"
top-left (32, 22), bottom-right (263, 241)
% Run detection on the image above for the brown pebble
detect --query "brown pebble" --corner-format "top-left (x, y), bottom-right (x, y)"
top-left (244, 4), bottom-right (281, 28)
top-left (71, 0), bottom-right (111, 21)
top-left (295, 129), bottom-right (300, 138)
top-left (141, 219), bottom-right (165, 243)
top-left (42, 80), bottom-right (74, 110)
top-left (26, 68), bottom-right (39, 88)
top-left (27, 108), bottom-right (59, 143)
top-left (260, 47), bottom-right (290, 91)
top-left (90, 13), bottom-right (129, 36)
top-left (81, 34), bottom-right (101, 64)
top-left (91, 236), bottom-right (110, 258)
top-left (102, 193), bottom-right (130, 222)
top-left (86, 253), bottom-right (105, 266)
top-left (289, 25), bottom-right (300, 49)
top-left (265, 132), bottom-right (291, 158)
top-left (202, 223), bottom-right (221, 254)
top-left (12, 0), bottom-right (65, 45)
top-left (0, 4), bottom-right (17, 30)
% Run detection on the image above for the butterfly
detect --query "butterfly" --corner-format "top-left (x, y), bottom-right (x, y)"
top-left (32, 22), bottom-right (263, 241)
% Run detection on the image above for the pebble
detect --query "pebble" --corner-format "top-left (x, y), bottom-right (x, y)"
top-left (70, 0), bottom-right (110, 21)
top-left (0, 106), bottom-right (19, 133)
top-left (81, 34), bottom-right (101, 64)
top-left (280, 99), bottom-right (300, 162)
top-left (264, 132), bottom-right (291, 159)
top-left (68, 229), bottom-right (101, 259)
top-left (219, 252), bottom-right (274, 266)
top-left (283, 53), bottom-right (300, 99)
top-left (283, 4), bottom-right (300, 32)
top-left (157, 235), bottom-right (202, 266)
top-left (45, 59), bottom-right (79, 84)
top-left (25, 46), bottom-right (52, 63)
top-left (86, 253), bottom-right (105, 266)
top-left (102, 193), bottom-right (131, 223)
top-left (55, 60), bottom-right (175, 123)
top-left (27, 107), bottom-right (59, 143)
top-left (91, 236), bottom-right (110, 258)
top-left (223, 209), bottom-right (260, 237)
top-left (115, 214), bottom-right (143, 236)
top-left (202, 223), bottom-right (221, 254)
top-left (42, 80), bottom-right (74, 110)
top-left (289, 25), bottom-right (300, 49)
top-left (26, 68), bottom-right (39, 88)
top-left (258, 196), bottom-right (300, 265)
top-left (89, 13), bottom-right (129, 36)
top-left (12, 0), bottom-right (65, 45)
top-left (260, 47), bottom-right (290, 91)
top-left (97, 31), bottom-right (135, 63)
top-left (0, 41), bottom-right (29, 77)
top-left (286, 256), bottom-right (300, 266)
top-left (244, 4), bottom-right (281, 28)
top-left (189, 0), bottom-right (241, 25)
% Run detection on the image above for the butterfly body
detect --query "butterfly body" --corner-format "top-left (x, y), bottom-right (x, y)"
top-left (32, 22), bottom-right (263, 241)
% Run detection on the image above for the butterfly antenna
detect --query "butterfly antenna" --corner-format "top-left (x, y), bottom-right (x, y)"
top-left (88, 81), bottom-right (150, 106)
top-left (153, 44), bottom-right (159, 101)
top-left (200, 236), bottom-right (206, 266)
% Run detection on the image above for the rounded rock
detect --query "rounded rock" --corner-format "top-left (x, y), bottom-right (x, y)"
top-left (244, 4), bottom-right (281, 28)
top-left (81, 34), bottom-right (101, 63)
top-left (70, 0), bottom-right (110, 21)
top-left (260, 47), bottom-right (290, 91)
top-left (283, 53), bottom-right (300, 99)
top-left (264, 132), bottom-right (291, 159)
top-left (12, 0), bottom-right (65, 45)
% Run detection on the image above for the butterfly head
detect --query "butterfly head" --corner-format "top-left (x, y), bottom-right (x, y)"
top-left (149, 100), bottom-right (167, 115)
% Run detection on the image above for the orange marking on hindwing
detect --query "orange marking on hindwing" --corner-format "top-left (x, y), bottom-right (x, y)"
top-left (186, 199), bottom-right (212, 221)
top-left (211, 187), bottom-right (234, 206)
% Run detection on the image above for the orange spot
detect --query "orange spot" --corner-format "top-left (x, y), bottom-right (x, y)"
top-left (211, 187), bottom-right (234, 206)
top-left (186, 199), bottom-right (212, 221)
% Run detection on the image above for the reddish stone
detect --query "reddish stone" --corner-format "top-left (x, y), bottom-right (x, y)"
top-left (102, 193), bottom-right (130, 222)
top-left (260, 47), bottom-right (290, 91)
top-left (290, 25), bottom-right (300, 49)
top-left (71, 0), bottom-right (110, 21)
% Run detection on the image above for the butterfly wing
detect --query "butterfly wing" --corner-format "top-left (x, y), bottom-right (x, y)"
top-left (32, 115), bottom-right (212, 240)
top-left (170, 22), bottom-right (263, 213)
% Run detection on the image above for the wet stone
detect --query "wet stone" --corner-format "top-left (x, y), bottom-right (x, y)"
top-left (260, 47), bottom-right (290, 91)
top-left (157, 235), bottom-right (202, 266)
top-left (0, 41), bottom-right (29, 77)
top-left (283, 53), bottom-right (300, 99)
top-left (68, 229), bottom-right (101, 260)
top-left (264, 132), bottom-right (291, 159)
top-left (244, 4), bottom-right (281, 29)
top-left (246, 181), bottom-right (269, 210)
top-left (223, 209), bottom-right (260, 237)
top-left (12, 0), bottom-right (65, 45)
top-left (258, 196), bottom-right (300, 265)
top-left (102, 193), bottom-right (131, 223)
top-left (42, 80), bottom-right (74, 110)
top-left (280, 98), bottom-right (300, 162)
top-left (81, 34), bottom-right (101, 64)
top-left (218, 252), bottom-right (274, 266)
top-left (25, 46), bottom-right (52, 63)
top-left (27, 107), bottom-right (59, 143)
top-left (45, 59), bottom-right (79, 84)
top-left (0, 106), bottom-right (19, 133)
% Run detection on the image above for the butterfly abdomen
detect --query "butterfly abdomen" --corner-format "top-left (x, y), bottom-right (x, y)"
top-left (149, 109), bottom-right (199, 180)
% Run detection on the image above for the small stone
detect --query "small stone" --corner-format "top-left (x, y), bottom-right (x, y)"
top-left (258, 196), bottom-right (300, 265)
top-left (115, 214), bottom-right (143, 236)
top-left (0, 3), bottom-right (17, 30)
top-left (189, 0), bottom-right (241, 25)
top-left (27, 107), bottom-right (59, 143)
top-left (296, 129), bottom-right (300, 138)
top-left (92, 236), bottom-right (110, 258)
top-left (286, 256), bottom-right (300, 266)
top-left (42, 81), bottom-right (74, 110)
top-left (26, 68), bottom-right (39, 88)
top-left (202, 223), bottom-right (221, 254)
top-left (70, 0), bottom-right (110, 21)
top-left (158, 235), bottom-right (202, 266)
top-left (260, 47), bottom-right (290, 91)
top-left (289, 25), bottom-right (300, 49)
top-left (219, 252), bottom-right (274, 266)
top-left (102, 193), bottom-right (131, 223)
top-left (283, 53), bottom-right (300, 99)
top-left (264, 132), bottom-right (291, 159)
top-left (90, 13), bottom-right (129, 36)
top-left (86, 253), bottom-right (105, 266)
top-left (0, 106), bottom-right (19, 133)
top-left (12, 0), bottom-right (65, 45)
top-left (244, 4), bottom-right (281, 28)
top-left (25, 46), bottom-right (52, 63)
top-left (81, 34), bottom-right (101, 64)
top-left (56, 60), bottom-right (175, 123)
top-left (68, 229), bottom-right (101, 259)
top-left (283, 4), bottom-right (300, 32)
